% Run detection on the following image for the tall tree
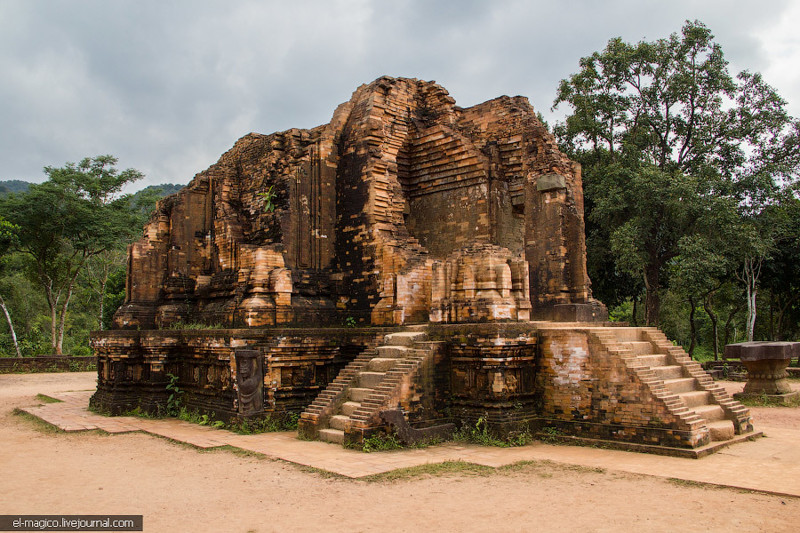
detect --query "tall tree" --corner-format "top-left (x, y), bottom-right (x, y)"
top-left (0, 156), bottom-right (143, 354)
top-left (0, 215), bottom-right (22, 357)
top-left (81, 249), bottom-right (126, 330)
top-left (554, 20), bottom-right (799, 326)
top-left (761, 194), bottom-right (800, 340)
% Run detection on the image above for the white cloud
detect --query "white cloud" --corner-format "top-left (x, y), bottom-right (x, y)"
top-left (753, 0), bottom-right (800, 116)
top-left (0, 0), bottom-right (797, 187)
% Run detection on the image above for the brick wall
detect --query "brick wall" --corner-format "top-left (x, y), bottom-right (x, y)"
top-left (0, 356), bottom-right (96, 373)
top-left (90, 328), bottom-right (389, 419)
top-left (536, 328), bottom-right (703, 448)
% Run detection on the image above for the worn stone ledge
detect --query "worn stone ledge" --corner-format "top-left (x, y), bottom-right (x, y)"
top-left (0, 356), bottom-right (96, 374)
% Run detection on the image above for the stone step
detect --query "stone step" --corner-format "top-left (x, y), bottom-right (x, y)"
top-left (622, 341), bottom-right (655, 355)
top-left (376, 345), bottom-right (410, 358)
top-left (679, 390), bottom-right (713, 408)
top-left (359, 371), bottom-right (386, 388)
top-left (636, 354), bottom-right (669, 367)
top-left (340, 401), bottom-right (361, 416)
top-left (385, 332), bottom-right (428, 346)
top-left (652, 365), bottom-right (684, 380)
top-left (693, 404), bottom-right (726, 422)
top-left (707, 420), bottom-right (735, 441)
top-left (349, 387), bottom-right (373, 402)
top-left (609, 328), bottom-right (644, 342)
top-left (663, 377), bottom-right (699, 394)
top-left (368, 357), bottom-right (400, 372)
top-left (318, 428), bottom-right (344, 445)
top-left (329, 415), bottom-right (350, 431)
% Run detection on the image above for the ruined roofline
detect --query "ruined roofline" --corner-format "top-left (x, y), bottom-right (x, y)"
top-left (162, 78), bottom-right (546, 209)
top-left (116, 75), bottom-right (604, 331)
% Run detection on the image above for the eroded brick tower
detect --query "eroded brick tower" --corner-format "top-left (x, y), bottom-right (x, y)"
top-left (113, 76), bottom-right (605, 330)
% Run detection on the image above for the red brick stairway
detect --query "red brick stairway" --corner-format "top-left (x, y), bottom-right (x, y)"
top-left (298, 331), bottom-right (437, 445)
top-left (598, 327), bottom-right (752, 443)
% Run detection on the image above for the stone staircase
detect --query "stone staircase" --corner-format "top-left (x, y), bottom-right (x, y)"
top-left (598, 327), bottom-right (752, 443)
top-left (298, 331), bottom-right (438, 446)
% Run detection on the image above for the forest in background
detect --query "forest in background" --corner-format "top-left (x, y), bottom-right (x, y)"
top-left (0, 21), bottom-right (797, 362)
top-left (0, 172), bottom-right (182, 356)
top-left (554, 21), bottom-right (800, 360)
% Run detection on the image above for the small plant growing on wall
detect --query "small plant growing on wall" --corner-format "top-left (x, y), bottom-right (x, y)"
top-left (165, 373), bottom-right (183, 416)
top-left (258, 185), bottom-right (276, 213)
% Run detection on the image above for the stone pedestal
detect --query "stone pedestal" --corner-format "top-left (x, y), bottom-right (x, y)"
top-left (725, 341), bottom-right (800, 403)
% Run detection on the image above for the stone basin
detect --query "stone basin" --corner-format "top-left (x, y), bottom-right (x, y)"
top-left (724, 341), bottom-right (800, 398)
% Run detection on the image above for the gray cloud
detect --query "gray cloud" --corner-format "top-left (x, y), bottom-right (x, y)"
top-left (1, 0), bottom-right (796, 188)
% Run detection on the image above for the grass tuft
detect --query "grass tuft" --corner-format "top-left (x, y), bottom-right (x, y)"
top-left (452, 417), bottom-right (534, 447)
top-left (34, 393), bottom-right (63, 404)
top-left (12, 408), bottom-right (63, 433)
top-left (363, 461), bottom-right (494, 482)
top-left (735, 392), bottom-right (800, 408)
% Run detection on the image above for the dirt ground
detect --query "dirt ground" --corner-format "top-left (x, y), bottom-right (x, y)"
top-left (1, 372), bottom-right (799, 533)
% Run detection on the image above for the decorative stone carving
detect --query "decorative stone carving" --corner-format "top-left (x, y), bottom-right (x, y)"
top-left (234, 349), bottom-right (264, 416)
top-left (430, 244), bottom-right (531, 323)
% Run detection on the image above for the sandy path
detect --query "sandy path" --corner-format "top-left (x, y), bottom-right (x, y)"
top-left (1, 373), bottom-right (798, 533)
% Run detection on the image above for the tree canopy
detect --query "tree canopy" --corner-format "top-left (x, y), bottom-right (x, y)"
top-left (0, 156), bottom-right (145, 354)
top-left (554, 20), bottom-right (800, 332)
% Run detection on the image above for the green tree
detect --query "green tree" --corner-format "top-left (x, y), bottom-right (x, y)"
top-left (81, 249), bottom-right (127, 330)
top-left (0, 215), bottom-right (22, 356)
top-left (761, 194), bottom-right (800, 340)
top-left (554, 20), bottom-right (799, 326)
top-left (0, 156), bottom-right (143, 354)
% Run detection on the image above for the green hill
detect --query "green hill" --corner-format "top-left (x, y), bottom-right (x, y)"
top-left (0, 180), bottom-right (32, 195)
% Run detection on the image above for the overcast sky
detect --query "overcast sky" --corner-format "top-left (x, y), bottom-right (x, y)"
top-left (2, 0), bottom-right (799, 189)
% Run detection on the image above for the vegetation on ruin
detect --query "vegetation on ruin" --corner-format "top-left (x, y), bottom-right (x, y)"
top-left (554, 20), bottom-right (800, 356)
top-left (165, 373), bottom-right (184, 416)
top-left (258, 185), bottom-right (277, 213)
top-left (349, 417), bottom-right (534, 453)
top-left (225, 413), bottom-right (300, 434)
top-left (452, 417), bottom-right (534, 447)
top-left (360, 432), bottom-right (404, 452)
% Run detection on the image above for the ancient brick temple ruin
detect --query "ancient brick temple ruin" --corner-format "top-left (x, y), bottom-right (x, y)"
top-left (91, 77), bottom-right (757, 455)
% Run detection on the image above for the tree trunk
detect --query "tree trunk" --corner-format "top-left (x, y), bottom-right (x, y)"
top-left (631, 296), bottom-right (639, 327)
top-left (50, 301), bottom-right (59, 355)
top-left (742, 257), bottom-right (762, 342)
top-left (98, 277), bottom-right (107, 330)
top-left (56, 298), bottom-right (68, 356)
top-left (769, 289), bottom-right (775, 340)
top-left (723, 302), bottom-right (743, 347)
top-left (703, 293), bottom-right (719, 361)
top-left (747, 287), bottom-right (757, 342)
top-left (56, 280), bottom-right (79, 356)
top-left (688, 295), bottom-right (697, 358)
top-left (644, 264), bottom-right (661, 326)
top-left (0, 293), bottom-right (22, 357)
top-left (776, 293), bottom-right (799, 342)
